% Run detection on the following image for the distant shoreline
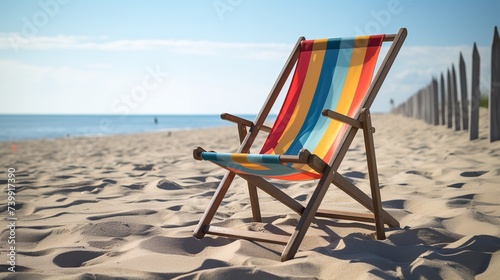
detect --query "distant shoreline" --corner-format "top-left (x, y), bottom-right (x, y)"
top-left (0, 114), bottom-right (275, 142)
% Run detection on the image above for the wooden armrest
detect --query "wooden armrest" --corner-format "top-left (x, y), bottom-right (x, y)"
top-left (220, 113), bottom-right (272, 133)
top-left (259, 124), bottom-right (272, 133)
top-left (193, 146), bottom-right (206, 160)
top-left (279, 149), bottom-right (327, 174)
top-left (221, 113), bottom-right (253, 127)
top-left (322, 109), bottom-right (362, 129)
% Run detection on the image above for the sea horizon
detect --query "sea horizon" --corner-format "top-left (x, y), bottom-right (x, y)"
top-left (0, 114), bottom-right (266, 142)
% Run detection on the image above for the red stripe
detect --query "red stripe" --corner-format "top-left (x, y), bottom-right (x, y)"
top-left (260, 40), bottom-right (313, 154)
top-left (227, 165), bottom-right (320, 180)
top-left (268, 170), bottom-right (321, 180)
top-left (347, 35), bottom-right (384, 117)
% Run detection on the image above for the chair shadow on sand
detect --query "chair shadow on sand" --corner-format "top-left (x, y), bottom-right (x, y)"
top-left (324, 227), bottom-right (500, 279)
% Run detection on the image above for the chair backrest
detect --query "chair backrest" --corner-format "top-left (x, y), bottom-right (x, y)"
top-left (260, 35), bottom-right (385, 168)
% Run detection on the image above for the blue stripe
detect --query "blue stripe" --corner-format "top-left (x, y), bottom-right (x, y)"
top-left (246, 154), bottom-right (281, 164)
top-left (201, 152), bottom-right (299, 176)
top-left (201, 152), bottom-right (281, 164)
top-left (300, 38), bottom-right (354, 151)
top-left (285, 38), bottom-right (344, 155)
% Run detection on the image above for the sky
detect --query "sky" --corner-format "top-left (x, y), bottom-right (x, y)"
top-left (0, 0), bottom-right (499, 115)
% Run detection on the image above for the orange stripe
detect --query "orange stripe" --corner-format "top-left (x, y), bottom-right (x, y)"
top-left (272, 39), bottom-right (328, 155)
top-left (348, 36), bottom-right (383, 116)
top-left (323, 35), bottom-right (383, 162)
top-left (313, 37), bottom-right (369, 160)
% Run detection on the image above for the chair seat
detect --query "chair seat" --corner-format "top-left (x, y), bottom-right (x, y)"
top-left (201, 151), bottom-right (321, 180)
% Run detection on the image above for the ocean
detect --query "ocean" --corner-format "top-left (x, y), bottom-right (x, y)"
top-left (0, 114), bottom-right (260, 142)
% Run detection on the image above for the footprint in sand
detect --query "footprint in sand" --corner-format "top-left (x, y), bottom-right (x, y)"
top-left (446, 194), bottom-right (475, 208)
top-left (447, 182), bottom-right (466, 188)
top-left (405, 170), bottom-right (433, 179)
top-left (343, 171), bottom-right (366, 179)
top-left (53, 251), bottom-right (104, 268)
top-left (460, 171), bottom-right (487, 177)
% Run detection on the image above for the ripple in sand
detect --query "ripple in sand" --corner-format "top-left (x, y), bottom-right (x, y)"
top-left (133, 164), bottom-right (155, 171)
top-left (122, 182), bottom-right (146, 190)
top-left (88, 238), bottom-right (127, 249)
top-left (82, 221), bottom-right (153, 237)
top-left (157, 179), bottom-right (183, 190)
top-left (87, 209), bottom-right (157, 221)
top-left (405, 170), bottom-right (433, 179)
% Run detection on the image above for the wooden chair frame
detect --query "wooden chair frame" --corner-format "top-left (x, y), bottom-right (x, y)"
top-left (193, 28), bottom-right (407, 261)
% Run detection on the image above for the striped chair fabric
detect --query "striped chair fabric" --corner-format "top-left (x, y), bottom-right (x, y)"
top-left (201, 35), bottom-right (385, 180)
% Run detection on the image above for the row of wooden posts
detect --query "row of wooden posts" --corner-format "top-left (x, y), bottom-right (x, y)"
top-left (392, 26), bottom-right (500, 142)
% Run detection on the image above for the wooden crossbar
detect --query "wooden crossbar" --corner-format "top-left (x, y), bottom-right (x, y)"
top-left (315, 209), bottom-right (376, 224)
top-left (204, 225), bottom-right (290, 245)
top-left (239, 174), bottom-right (305, 215)
top-left (331, 172), bottom-right (399, 227)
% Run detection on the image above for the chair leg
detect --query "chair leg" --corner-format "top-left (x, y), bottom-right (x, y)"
top-left (236, 123), bottom-right (262, 222)
top-left (193, 171), bottom-right (236, 239)
top-left (360, 109), bottom-right (385, 240)
top-left (281, 168), bottom-right (336, 261)
top-left (247, 183), bottom-right (262, 222)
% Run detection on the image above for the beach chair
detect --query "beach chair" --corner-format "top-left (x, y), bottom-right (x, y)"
top-left (193, 28), bottom-right (407, 261)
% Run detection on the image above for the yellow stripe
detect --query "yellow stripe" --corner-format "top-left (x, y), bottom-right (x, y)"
top-left (239, 162), bottom-right (270, 170)
top-left (312, 122), bottom-right (343, 158)
top-left (230, 154), bottom-right (270, 170)
top-left (336, 36), bottom-right (369, 115)
top-left (290, 162), bottom-right (317, 173)
top-left (272, 39), bottom-right (328, 154)
top-left (312, 36), bottom-right (369, 158)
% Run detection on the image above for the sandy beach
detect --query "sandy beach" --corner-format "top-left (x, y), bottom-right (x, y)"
top-left (1, 109), bottom-right (499, 279)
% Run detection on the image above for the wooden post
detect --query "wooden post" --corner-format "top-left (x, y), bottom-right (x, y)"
top-left (426, 84), bottom-right (431, 124)
top-left (410, 94), bottom-right (414, 118)
top-left (452, 64), bottom-right (461, 130)
top-left (425, 83), bottom-right (430, 123)
top-left (424, 85), bottom-right (429, 123)
top-left (433, 78), bottom-right (439, 125)
top-left (427, 83), bottom-right (433, 124)
top-left (415, 90), bottom-right (419, 120)
top-left (416, 92), bottom-right (419, 120)
top-left (447, 69), bottom-right (453, 129)
top-left (470, 43), bottom-right (480, 140)
top-left (490, 26), bottom-right (500, 142)
top-left (459, 53), bottom-right (469, 130)
top-left (421, 87), bottom-right (425, 122)
top-left (440, 73), bottom-right (446, 125)
top-left (422, 88), bottom-right (427, 122)
top-left (413, 91), bottom-right (417, 119)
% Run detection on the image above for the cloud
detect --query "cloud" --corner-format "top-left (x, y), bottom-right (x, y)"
top-left (0, 33), bottom-right (494, 113)
top-left (0, 33), bottom-right (292, 60)
top-left (370, 44), bottom-right (492, 111)
top-left (394, 45), bottom-right (491, 91)
top-left (0, 59), bottom-right (137, 114)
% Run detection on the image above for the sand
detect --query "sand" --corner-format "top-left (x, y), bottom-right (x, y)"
top-left (1, 109), bottom-right (499, 279)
